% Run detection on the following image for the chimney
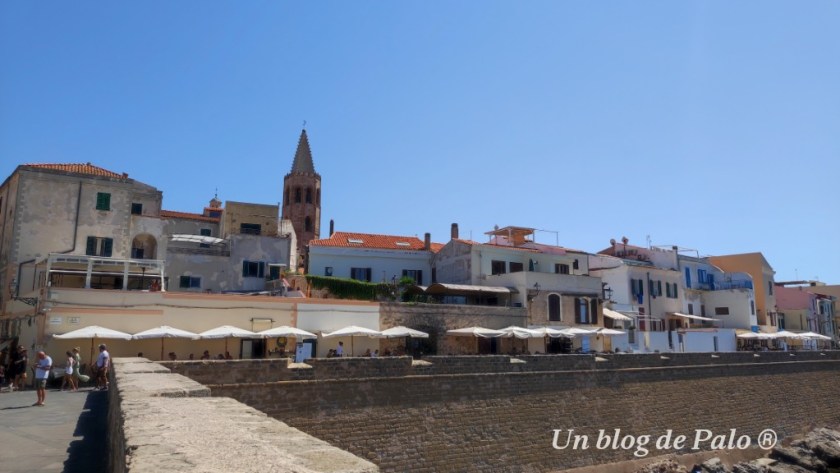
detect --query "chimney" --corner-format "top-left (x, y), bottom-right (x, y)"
top-left (424, 233), bottom-right (431, 251)
top-left (451, 223), bottom-right (459, 240)
top-left (329, 219), bottom-right (334, 236)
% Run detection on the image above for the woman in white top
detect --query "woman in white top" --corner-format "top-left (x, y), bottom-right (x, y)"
top-left (61, 351), bottom-right (77, 391)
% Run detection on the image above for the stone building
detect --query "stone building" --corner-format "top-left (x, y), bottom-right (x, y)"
top-left (281, 129), bottom-right (321, 271)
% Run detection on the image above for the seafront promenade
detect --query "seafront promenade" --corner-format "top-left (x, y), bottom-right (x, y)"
top-left (0, 388), bottom-right (106, 473)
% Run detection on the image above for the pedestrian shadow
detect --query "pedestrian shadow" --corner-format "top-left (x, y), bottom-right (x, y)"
top-left (0, 405), bottom-right (32, 410)
top-left (63, 390), bottom-right (107, 473)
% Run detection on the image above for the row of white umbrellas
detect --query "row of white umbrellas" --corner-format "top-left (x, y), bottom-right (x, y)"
top-left (52, 324), bottom-right (431, 360)
top-left (737, 330), bottom-right (832, 341)
top-left (446, 325), bottom-right (626, 339)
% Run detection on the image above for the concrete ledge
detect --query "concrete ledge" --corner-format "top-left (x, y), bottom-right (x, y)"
top-left (108, 358), bottom-right (377, 473)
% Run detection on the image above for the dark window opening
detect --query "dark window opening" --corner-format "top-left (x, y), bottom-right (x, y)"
top-left (555, 264), bottom-right (570, 275)
top-left (242, 261), bottom-right (265, 278)
top-left (96, 192), bottom-right (111, 211)
top-left (240, 223), bottom-right (261, 235)
top-left (131, 203), bottom-right (142, 215)
top-left (294, 188), bottom-right (301, 203)
top-left (548, 294), bottom-right (561, 321)
top-left (350, 267), bottom-right (372, 282)
top-left (305, 188), bottom-right (312, 204)
top-left (491, 260), bottom-right (506, 275)
top-left (179, 276), bottom-right (201, 289)
top-left (86, 236), bottom-right (113, 257)
top-left (509, 262), bottom-right (524, 273)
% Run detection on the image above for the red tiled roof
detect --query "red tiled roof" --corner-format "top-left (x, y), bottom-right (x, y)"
top-left (160, 210), bottom-right (220, 223)
top-left (24, 163), bottom-right (125, 179)
top-left (310, 232), bottom-right (441, 252)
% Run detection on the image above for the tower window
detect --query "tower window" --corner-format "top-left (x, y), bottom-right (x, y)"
top-left (316, 188), bottom-right (320, 205)
top-left (305, 188), bottom-right (312, 204)
top-left (305, 216), bottom-right (312, 232)
top-left (285, 188), bottom-right (290, 206)
top-left (294, 188), bottom-right (301, 203)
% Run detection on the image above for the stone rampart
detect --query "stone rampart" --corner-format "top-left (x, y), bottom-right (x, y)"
top-left (107, 357), bottom-right (377, 473)
top-left (176, 352), bottom-right (840, 472)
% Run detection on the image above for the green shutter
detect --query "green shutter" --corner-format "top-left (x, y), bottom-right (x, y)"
top-left (86, 237), bottom-right (96, 255)
top-left (103, 238), bottom-right (113, 257)
top-left (96, 192), bottom-right (111, 211)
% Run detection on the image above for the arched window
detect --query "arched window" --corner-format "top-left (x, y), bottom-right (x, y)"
top-left (305, 188), bottom-right (312, 204)
top-left (294, 188), bottom-right (301, 203)
top-left (548, 294), bottom-right (561, 322)
top-left (304, 216), bottom-right (312, 232)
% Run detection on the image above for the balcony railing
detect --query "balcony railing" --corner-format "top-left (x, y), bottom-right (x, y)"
top-left (167, 246), bottom-right (230, 257)
top-left (691, 280), bottom-right (753, 291)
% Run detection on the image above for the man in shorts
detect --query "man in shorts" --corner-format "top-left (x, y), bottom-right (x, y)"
top-left (95, 344), bottom-right (110, 390)
top-left (33, 351), bottom-right (52, 406)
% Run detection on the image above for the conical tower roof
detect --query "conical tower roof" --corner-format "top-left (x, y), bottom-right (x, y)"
top-left (290, 129), bottom-right (317, 175)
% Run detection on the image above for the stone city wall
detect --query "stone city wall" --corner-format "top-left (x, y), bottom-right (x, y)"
top-left (107, 357), bottom-right (377, 473)
top-left (162, 351), bottom-right (840, 384)
top-left (192, 352), bottom-right (840, 472)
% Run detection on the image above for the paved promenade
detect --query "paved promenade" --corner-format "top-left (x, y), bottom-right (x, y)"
top-left (0, 387), bottom-right (107, 473)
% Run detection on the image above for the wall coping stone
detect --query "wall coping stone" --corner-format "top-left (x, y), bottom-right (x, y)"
top-left (109, 358), bottom-right (378, 473)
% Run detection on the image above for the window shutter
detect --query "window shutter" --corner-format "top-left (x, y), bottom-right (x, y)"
top-left (685, 268), bottom-right (691, 288)
top-left (258, 262), bottom-right (265, 278)
top-left (673, 284), bottom-right (678, 299)
top-left (365, 268), bottom-right (372, 282)
top-left (574, 298), bottom-right (581, 324)
top-left (657, 280), bottom-right (662, 297)
top-left (86, 237), bottom-right (96, 256)
top-left (103, 238), bottom-right (113, 257)
top-left (417, 270), bottom-right (423, 285)
top-left (590, 299), bottom-right (598, 324)
top-left (242, 260), bottom-right (248, 277)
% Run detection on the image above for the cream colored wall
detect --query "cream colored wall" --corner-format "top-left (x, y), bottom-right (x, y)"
top-left (35, 288), bottom-right (378, 361)
top-left (708, 254), bottom-right (775, 329)
top-left (223, 202), bottom-right (279, 238)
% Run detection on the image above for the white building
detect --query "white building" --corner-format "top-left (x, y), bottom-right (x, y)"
top-left (307, 231), bottom-right (438, 285)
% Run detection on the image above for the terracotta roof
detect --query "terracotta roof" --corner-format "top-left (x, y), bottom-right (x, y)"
top-left (24, 162), bottom-right (126, 179)
top-left (160, 210), bottom-right (220, 223)
top-left (310, 232), bottom-right (441, 251)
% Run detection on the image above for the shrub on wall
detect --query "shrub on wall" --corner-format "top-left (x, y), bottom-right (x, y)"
top-left (305, 275), bottom-right (391, 301)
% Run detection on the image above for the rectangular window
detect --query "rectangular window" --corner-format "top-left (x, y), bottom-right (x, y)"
top-left (242, 260), bottom-right (265, 278)
top-left (131, 203), bottom-right (142, 215)
top-left (350, 267), bottom-right (371, 282)
top-left (509, 262), bottom-right (523, 273)
top-left (750, 300), bottom-right (755, 315)
top-left (685, 267), bottom-right (691, 288)
top-left (714, 307), bottom-right (730, 316)
top-left (671, 283), bottom-right (678, 299)
top-left (401, 269), bottom-right (423, 285)
top-left (96, 192), bottom-right (111, 211)
top-left (555, 264), bottom-right (570, 275)
top-left (325, 267), bottom-right (333, 277)
top-left (199, 228), bottom-right (212, 248)
top-left (491, 260), bottom-right (506, 275)
top-left (572, 259), bottom-right (579, 270)
top-left (240, 223), bottom-right (261, 235)
top-left (268, 265), bottom-right (281, 281)
top-left (179, 276), bottom-right (201, 289)
top-left (687, 303), bottom-right (694, 315)
top-left (85, 236), bottom-right (114, 257)
top-left (657, 280), bottom-right (663, 297)
top-left (768, 281), bottom-right (774, 295)
top-left (575, 297), bottom-right (590, 324)
top-left (701, 305), bottom-right (706, 317)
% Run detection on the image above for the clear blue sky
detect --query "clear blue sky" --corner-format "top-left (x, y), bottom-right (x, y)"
top-left (2, 2), bottom-right (838, 283)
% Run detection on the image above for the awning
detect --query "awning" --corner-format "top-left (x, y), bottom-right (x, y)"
top-left (170, 234), bottom-right (226, 245)
top-left (425, 283), bottom-right (512, 295)
top-left (671, 312), bottom-right (718, 322)
top-left (603, 308), bottom-right (633, 321)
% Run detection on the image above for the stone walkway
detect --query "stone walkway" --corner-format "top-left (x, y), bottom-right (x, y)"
top-left (0, 387), bottom-right (107, 473)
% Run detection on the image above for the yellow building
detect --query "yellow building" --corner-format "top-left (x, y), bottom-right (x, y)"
top-left (707, 252), bottom-right (778, 331)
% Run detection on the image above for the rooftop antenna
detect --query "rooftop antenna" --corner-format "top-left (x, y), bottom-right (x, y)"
top-left (302, 120), bottom-right (307, 130)
top-left (646, 235), bottom-right (652, 248)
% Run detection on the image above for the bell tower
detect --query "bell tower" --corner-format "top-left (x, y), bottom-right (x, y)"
top-left (282, 128), bottom-right (321, 269)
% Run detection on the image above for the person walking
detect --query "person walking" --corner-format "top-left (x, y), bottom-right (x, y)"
top-left (12, 346), bottom-right (28, 391)
top-left (71, 347), bottom-right (83, 388)
top-left (33, 351), bottom-right (52, 406)
top-left (95, 344), bottom-right (110, 391)
top-left (61, 351), bottom-right (77, 391)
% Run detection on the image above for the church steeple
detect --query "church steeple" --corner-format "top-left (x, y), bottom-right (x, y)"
top-left (282, 127), bottom-right (322, 272)
top-left (290, 129), bottom-right (316, 175)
